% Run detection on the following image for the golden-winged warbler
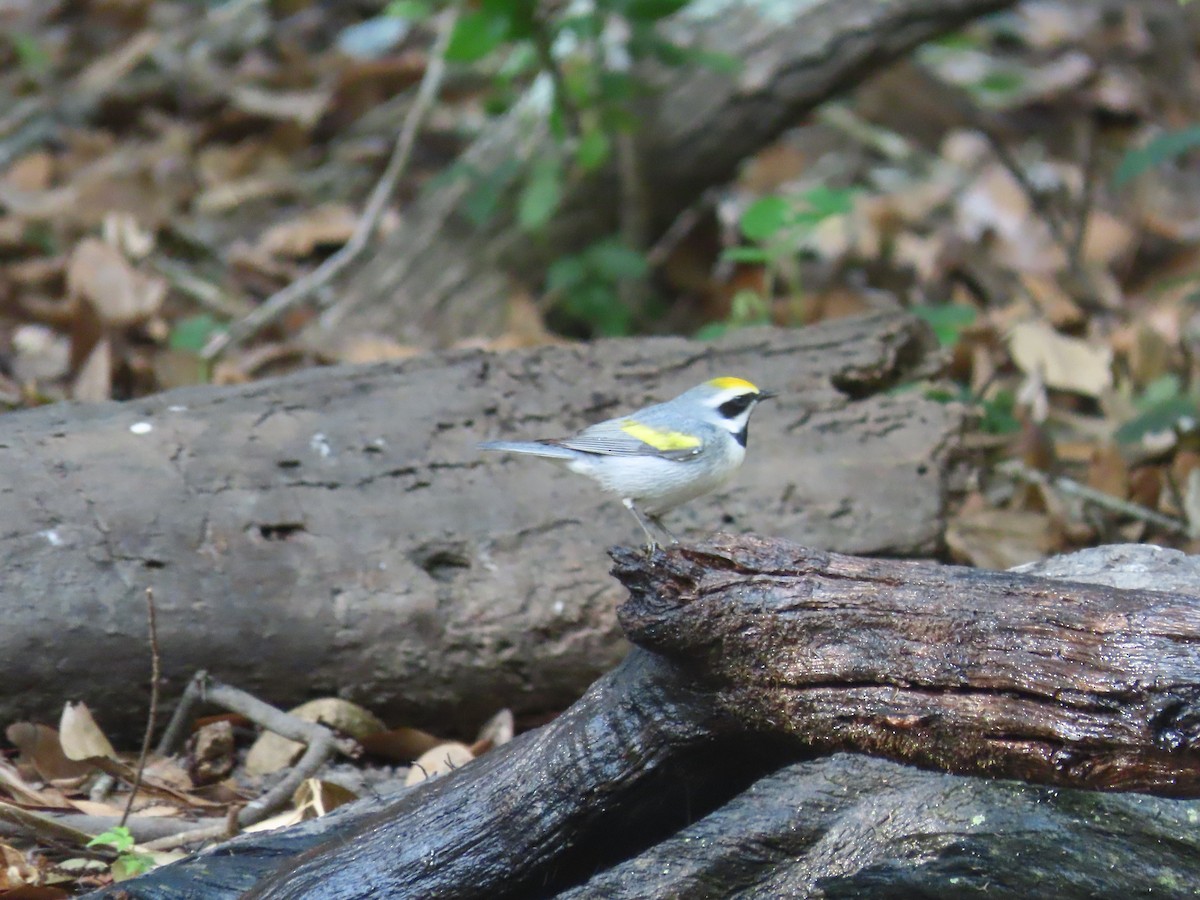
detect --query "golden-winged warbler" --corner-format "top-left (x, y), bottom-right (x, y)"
top-left (480, 377), bottom-right (774, 547)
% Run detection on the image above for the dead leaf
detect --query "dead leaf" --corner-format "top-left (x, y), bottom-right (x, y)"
top-left (58, 703), bottom-right (116, 763)
top-left (71, 337), bottom-right (111, 403)
top-left (945, 506), bottom-right (1057, 569)
top-left (244, 699), bottom-right (384, 777)
top-left (405, 742), bottom-right (474, 786)
top-left (475, 709), bottom-right (514, 748)
top-left (230, 84), bottom-right (332, 129)
top-left (5, 723), bottom-right (94, 783)
top-left (67, 238), bottom-right (166, 326)
top-left (291, 778), bottom-right (357, 817)
top-left (1008, 321), bottom-right (1113, 397)
top-left (186, 720), bottom-right (235, 785)
top-left (257, 204), bottom-right (357, 258)
top-left (358, 726), bottom-right (444, 762)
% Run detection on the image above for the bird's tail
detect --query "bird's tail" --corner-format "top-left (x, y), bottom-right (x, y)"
top-left (478, 440), bottom-right (576, 460)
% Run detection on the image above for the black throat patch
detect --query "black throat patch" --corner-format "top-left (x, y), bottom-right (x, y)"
top-left (733, 423), bottom-right (748, 447)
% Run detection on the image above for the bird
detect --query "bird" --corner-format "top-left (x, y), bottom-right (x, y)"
top-left (479, 376), bottom-right (774, 548)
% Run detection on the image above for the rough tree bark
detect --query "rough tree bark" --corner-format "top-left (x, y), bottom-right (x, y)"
top-left (0, 311), bottom-right (960, 735)
top-left (89, 541), bottom-right (1200, 899)
top-left (319, 0), bottom-right (1020, 347)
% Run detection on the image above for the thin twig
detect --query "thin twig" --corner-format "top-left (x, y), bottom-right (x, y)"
top-left (201, 0), bottom-right (464, 361)
top-left (999, 460), bottom-right (1189, 535)
top-left (121, 587), bottom-right (162, 828)
top-left (154, 671), bottom-right (360, 829)
top-left (1068, 112), bottom-right (1099, 271)
top-left (155, 670), bottom-right (206, 758)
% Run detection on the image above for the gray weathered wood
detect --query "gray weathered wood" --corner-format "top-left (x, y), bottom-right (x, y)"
top-left (0, 311), bottom-right (959, 734)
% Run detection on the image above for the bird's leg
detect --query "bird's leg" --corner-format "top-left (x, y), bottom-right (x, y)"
top-left (622, 498), bottom-right (661, 551)
top-left (649, 514), bottom-right (679, 545)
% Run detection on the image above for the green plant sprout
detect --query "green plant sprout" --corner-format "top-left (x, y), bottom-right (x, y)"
top-left (87, 826), bottom-right (157, 880)
top-left (700, 185), bottom-right (858, 339)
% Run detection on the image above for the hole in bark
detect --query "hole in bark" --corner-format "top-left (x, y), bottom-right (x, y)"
top-left (143, 559), bottom-right (166, 569)
top-left (277, 459), bottom-right (301, 469)
top-left (256, 523), bottom-right (307, 541)
top-left (411, 541), bottom-right (471, 582)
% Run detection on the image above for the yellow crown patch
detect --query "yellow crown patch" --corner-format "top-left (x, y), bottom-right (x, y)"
top-left (708, 376), bottom-right (759, 392)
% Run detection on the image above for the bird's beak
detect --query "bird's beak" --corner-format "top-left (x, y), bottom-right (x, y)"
top-left (757, 389), bottom-right (778, 400)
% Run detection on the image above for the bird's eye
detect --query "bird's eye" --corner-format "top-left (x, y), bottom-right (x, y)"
top-left (718, 395), bottom-right (755, 418)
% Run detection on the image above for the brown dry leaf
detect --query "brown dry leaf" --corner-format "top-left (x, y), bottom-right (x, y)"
top-left (291, 778), bottom-right (357, 818)
top-left (475, 709), bottom-right (514, 748)
top-left (257, 203), bottom-right (357, 258)
top-left (58, 702), bottom-right (116, 762)
top-left (325, 334), bottom-right (425, 365)
top-left (3, 152), bottom-right (54, 192)
top-left (1008, 321), bottom-right (1113, 397)
top-left (244, 699), bottom-right (384, 777)
top-left (230, 84), bottom-right (332, 129)
top-left (954, 164), bottom-right (1065, 273)
top-left (1019, 273), bottom-right (1083, 329)
top-left (945, 506), bottom-right (1057, 569)
top-left (1080, 209), bottom-right (1137, 269)
top-left (5, 723), bottom-right (94, 783)
top-left (186, 720), bottom-right (236, 786)
top-left (357, 726), bottom-right (444, 762)
top-left (0, 758), bottom-right (74, 808)
top-left (0, 844), bottom-right (39, 890)
top-left (1086, 444), bottom-right (1129, 500)
top-left (67, 238), bottom-right (166, 326)
top-left (71, 337), bottom-right (111, 403)
top-left (405, 742), bottom-right (474, 786)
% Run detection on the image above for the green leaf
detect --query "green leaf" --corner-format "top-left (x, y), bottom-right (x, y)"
top-left (562, 283), bottom-right (632, 337)
top-left (169, 315), bottom-right (224, 353)
top-left (446, 11), bottom-right (510, 63)
top-left (584, 240), bottom-right (647, 281)
top-left (979, 390), bottom-right (1020, 435)
top-left (721, 245), bottom-right (772, 264)
top-left (458, 158), bottom-right (521, 227)
top-left (546, 256), bottom-right (587, 293)
top-left (1116, 396), bottom-right (1200, 446)
top-left (910, 304), bottom-right (977, 348)
top-left (575, 127), bottom-right (611, 171)
top-left (10, 33), bottom-right (50, 76)
top-left (739, 196), bottom-right (792, 242)
top-left (89, 826), bottom-right (136, 853)
top-left (796, 185), bottom-right (856, 222)
top-left (384, 0), bottom-right (432, 20)
top-left (620, 0), bottom-right (690, 21)
top-left (1115, 126), bottom-right (1200, 187)
top-left (517, 158), bottom-right (564, 231)
top-left (695, 321), bottom-right (730, 341)
top-left (1136, 374), bottom-right (1183, 410)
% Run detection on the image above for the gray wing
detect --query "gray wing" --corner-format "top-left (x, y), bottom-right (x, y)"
top-left (552, 418), bottom-right (705, 461)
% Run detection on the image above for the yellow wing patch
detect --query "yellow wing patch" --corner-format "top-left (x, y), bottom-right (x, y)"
top-left (708, 376), bottom-right (759, 392)
top-left (620, 420), bottom-right (702, 451)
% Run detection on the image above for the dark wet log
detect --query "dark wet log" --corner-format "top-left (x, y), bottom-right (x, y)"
top-left (614, 536), bottom-right (1200, 795)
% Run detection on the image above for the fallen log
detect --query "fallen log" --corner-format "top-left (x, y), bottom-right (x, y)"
top-left (93, 542), bottom-right (1200, 899)
top-left (0, 311), bottom-right (958, 735)
top-left (615, 536), bottom-right (1200, 795)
